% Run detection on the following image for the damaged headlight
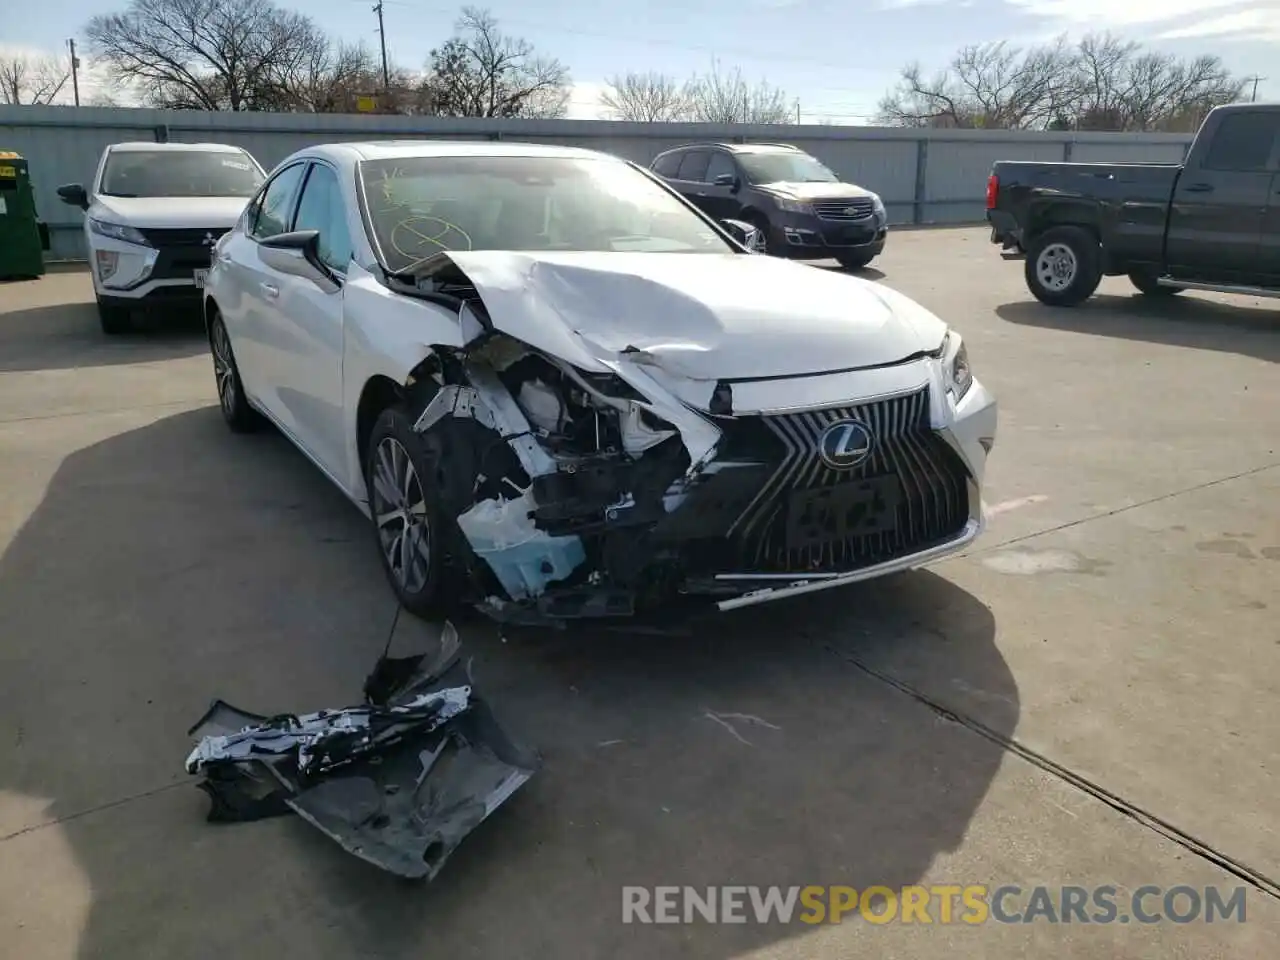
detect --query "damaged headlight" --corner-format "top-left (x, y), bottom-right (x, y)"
top-left (939, 331), bottom-right (973, 401)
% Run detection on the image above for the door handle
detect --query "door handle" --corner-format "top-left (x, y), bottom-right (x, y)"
top-left (695, 191), bottom-right (708, 197)
top-left (260, 282), bottom-right (279, 299)
top-left (1184, 183), bottom-right (1214, 193)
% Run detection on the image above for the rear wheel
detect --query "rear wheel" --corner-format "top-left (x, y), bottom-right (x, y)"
top-left (209, 311), bottom-right (263, 433)
top-left (1024, 226), bottom-right (1102, 307)
top-left (96, 298), bottom-right (131, 335)
top-left (1129, 270), bottom-right (1183, 296)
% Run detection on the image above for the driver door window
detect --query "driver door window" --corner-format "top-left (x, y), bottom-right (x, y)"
top-left (250, 163), bottom-right (306, 240)
top-left (293, 163), bottom-right (354, 273)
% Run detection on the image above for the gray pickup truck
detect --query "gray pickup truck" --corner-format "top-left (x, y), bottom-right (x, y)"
top-left (986, 103), bottom-right (1280, 306)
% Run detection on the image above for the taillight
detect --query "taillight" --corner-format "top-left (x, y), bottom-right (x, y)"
top-left (985, 173), bottom-right (999, 209)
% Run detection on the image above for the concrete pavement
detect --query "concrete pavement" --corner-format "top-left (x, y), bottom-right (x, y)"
top-left (1, 230), bottom-right (1277, 958)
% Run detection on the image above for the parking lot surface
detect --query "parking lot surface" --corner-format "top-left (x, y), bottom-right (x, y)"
top-left (1, 227), bottom-right (1277, 959)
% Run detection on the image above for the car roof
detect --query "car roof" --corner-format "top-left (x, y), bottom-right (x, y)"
top-left (305, 140), bottom-right (621, 164)
top-left (656, 141), bottom-right (803, 156)
top-left (107, 141), bottom-right (251, 153)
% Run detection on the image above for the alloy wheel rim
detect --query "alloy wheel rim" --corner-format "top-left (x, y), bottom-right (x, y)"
top-left (371, 437), bottom-right (431, 595)
top-left (1036, 243), bottom-right (1078, 292)
top-left (211, 322), bottom-right (236, 416)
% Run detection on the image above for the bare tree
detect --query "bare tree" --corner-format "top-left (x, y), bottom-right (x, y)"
top-left (600, 71), bottom-right (691, 122)
top-left (685, 60), bottom-right (792, 124)
top-left (1073, 34), bottom-right (1241, 132)
top-left (876, 32), bottom-right (1243, 131)
top-left (423, 6), bottom-right (570, 119)
top-left (84, 0), bottom-right (339, 111)
top-left (0, 51), bottom-right (71, 105)
top-left (272, 40), bottom-right (380, 112)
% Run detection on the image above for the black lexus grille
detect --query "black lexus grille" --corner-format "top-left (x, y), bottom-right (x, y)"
top-left (715, 386), bottom-right (971, 573)
top-left (813, 197), bottom-right (874, 221)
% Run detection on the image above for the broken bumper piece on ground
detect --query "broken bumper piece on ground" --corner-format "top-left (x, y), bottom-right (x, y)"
top-left (184, 622), bottom-right (538, 880)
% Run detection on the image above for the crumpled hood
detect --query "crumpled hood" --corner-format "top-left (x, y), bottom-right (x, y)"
top-left (443, 251), bottom-right (946, 381)
top-left (759, 181), bottom-right (875, 201)
top-left (90, 195), bottom-right (250, 229)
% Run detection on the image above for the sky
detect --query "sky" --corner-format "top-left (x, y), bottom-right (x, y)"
top-left (3, 0), bottom-right (1278, 119)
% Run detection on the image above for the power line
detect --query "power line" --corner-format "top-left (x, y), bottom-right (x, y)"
top-left (399, 3), bottom-right (890, 76)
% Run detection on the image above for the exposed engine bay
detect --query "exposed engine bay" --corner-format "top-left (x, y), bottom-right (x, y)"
top-left (387, 255), bottom-right (984, 626)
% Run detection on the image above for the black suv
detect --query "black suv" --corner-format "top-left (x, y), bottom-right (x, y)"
top-left (650, 142), bottom-right (888, 269)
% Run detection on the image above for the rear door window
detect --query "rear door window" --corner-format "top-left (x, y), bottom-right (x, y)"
top-left (676, 151), bottom-right (710, 182)
top-left (652, 152), bottom-right (683, 177)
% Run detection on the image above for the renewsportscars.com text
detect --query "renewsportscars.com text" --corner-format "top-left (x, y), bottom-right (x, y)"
top-left (622, 885), bottom-right (1248, 925)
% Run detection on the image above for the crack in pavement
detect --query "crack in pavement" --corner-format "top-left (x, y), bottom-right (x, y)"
top-left (0, 781), bottom-right (189, 845)
top-left (939, 461), bottom-right (1280, 564)
top-left (822, 640), bottom-right (1280, 902)
top-left (0, 399), bottom-right (208, 426)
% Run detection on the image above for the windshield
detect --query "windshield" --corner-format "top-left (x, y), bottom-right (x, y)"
top-left (738, 151), bottom-right (838, 185)
top-left (100, 150), bottom-right (265, 198)
top-left (359, 155), bottom-right (736, 272)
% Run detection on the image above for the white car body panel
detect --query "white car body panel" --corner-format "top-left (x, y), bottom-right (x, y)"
top-left (204, 139), bottom-right (998, 620)
top-left (443, 249), bottom-right (946, 381)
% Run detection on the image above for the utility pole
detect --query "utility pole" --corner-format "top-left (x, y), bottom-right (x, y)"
top-left (372, 2), bottom-right (390, 94)
top-left (795, 99), bottom-right (800, 124)
top-left (742, 90), bottom-right (749, 124)
top-left (1245, 75), bottom-right (1266, 102)
top-left (67, 38), bottom-right (81, 107)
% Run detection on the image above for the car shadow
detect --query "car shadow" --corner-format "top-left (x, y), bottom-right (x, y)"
top-left (0, 302), bottom-right (209, 373)
top-left (0, 407), bottom-right (1016, 959)
top-left (813, 261), bottom-right (888, 281)
top-left (996, 294), bottom-right (1279, 365)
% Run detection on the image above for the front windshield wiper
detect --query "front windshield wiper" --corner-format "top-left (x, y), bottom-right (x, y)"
top-left (100, 191), bottom-right (138, 198)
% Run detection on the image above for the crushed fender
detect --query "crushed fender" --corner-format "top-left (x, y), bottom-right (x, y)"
top-left (184, 622), bottom-right (538, 880)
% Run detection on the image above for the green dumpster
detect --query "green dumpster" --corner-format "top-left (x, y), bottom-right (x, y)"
top-left (0, 151), bottom-right (48, 280)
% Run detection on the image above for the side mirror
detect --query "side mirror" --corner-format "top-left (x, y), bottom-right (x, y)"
top-left (720, 218), bottom-right (766, 254)
top-left (258, 229), bottom-right (337, 289)
top-left (713, 173), bottom-right (738, 189)
top-left (57, 183), bottom-right (89, 210)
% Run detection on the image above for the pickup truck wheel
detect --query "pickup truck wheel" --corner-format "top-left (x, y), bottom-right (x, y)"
top-left (1129, 271), bottom-right (1183, 296)
top-left (1024, 226), bottom-right (1102, 307)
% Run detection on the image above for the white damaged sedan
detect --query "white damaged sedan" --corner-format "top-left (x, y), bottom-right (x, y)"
top-left (203, 140), bottom-right (997, 624)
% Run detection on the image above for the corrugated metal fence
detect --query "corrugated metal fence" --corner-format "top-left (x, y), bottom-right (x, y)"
top-left (0, 104), bottom-right (1195, 260)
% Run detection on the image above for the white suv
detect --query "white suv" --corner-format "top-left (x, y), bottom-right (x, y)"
top-left (56, 142), bottom-right (266, 334)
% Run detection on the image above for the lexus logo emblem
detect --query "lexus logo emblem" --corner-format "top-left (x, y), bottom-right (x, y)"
top-left (818, 419), bottom-right (873, 469)
top-left (202, 231), bottom-right (217, 246)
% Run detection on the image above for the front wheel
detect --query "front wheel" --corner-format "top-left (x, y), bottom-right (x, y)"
top-left (1024, 226), bottom-right (1102, 307)
top-left (747, 214), bottom-right (776, 256)
top-left (96, 298), bottom-right (131, 335)
top-left (365, 407), bottom-right (456, 618)
top-left (1129, 270), bottom-right (1183, 296)
top-left (837, 251), bottom-right (876, 270)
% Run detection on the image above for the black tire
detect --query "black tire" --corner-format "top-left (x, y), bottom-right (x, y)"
top-left (96, 298), bottom-right (131, 335)
top-left (1129, 270), bottom-right (1182, 296)
top-left (208, 311), bottom-right (263, 433)
top-left (364, 406), bottom-right (460, 619)
top-left (1023, 226), bottom-right (1103, 307)
top-left (837, 251), bottom-right (876, 270)
top-left (746, 212), bottom-right (777, 256)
